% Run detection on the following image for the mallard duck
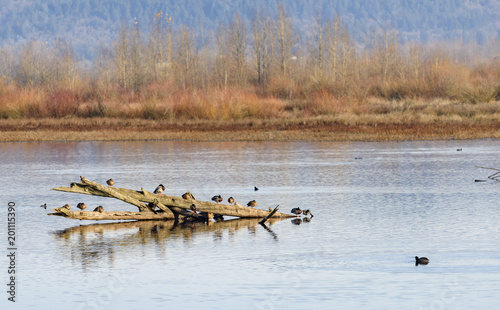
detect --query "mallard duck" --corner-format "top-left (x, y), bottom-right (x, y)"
top-left (291, 207), bottom-right (302, 216)
top-left (247, 200), bottom-right (257, 208)
top-left (190, 204), bottom-right (197, 213)
top-left (154, 184), bottom-right (165, 195)
top-left (106, 179), bottom-right (114, 187)
top-left (415, 256), bottom-right (429, 265)
top-left (212, 195), bottom-right (223, 204)
top-left (302, 209), bottom-right (313, 217)
top-left (40, 203), bottom-right (47, 209)
top-left (77, 202), bottom-right (87, 210)
top-left (62, 204), bottom-right (70, 210)
top-left (93, 206), bottom-right (104, 213)
top-left (228, 196), bottom-right (235, 204)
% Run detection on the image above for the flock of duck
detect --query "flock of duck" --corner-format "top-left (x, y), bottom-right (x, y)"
top-left (43, 178), bottom-right (428, 266)
top-left (47, 179), bottom-right (315, 218)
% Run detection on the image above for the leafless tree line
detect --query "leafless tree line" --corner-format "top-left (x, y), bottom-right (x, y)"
top-left (0, 7), bottom-right (498, 101)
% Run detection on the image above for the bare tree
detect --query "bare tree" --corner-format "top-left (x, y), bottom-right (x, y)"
top-left (276, 4), bottom-right (293, 77)
top-left (228, 14), bottom-right (247, 86)
top-left (251, 10), bottom-right (274, 86)
top-left (214, 22), bottom-right (230, 88)
top-left (50, 39), bottom-right (76, 87)
top-left (174, 25), bottom-right (199, 88)
top-left (147, 11), bottom-right (173, 83)
top-left (16, 41), bottom-right (50, 86)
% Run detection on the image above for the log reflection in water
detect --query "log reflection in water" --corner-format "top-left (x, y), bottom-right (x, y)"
top-left (53, 218), bottom-right (284, 269)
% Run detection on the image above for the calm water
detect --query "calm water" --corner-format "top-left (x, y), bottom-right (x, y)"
top-left (1, 139), bottom-right (499, 309)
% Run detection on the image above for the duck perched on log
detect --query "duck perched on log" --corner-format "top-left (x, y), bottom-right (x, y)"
top-left (212, 195), bottom-right (223, 204)
top-left (182, 192), bottom-right (196, 200)
top-left (106, 179), bottom-right (114, 187)
top-left (77, 203), bottom-right (87, 210)
top-left (247, 200), bottom-right (258, 208)
top-left (154, 184), bottom-right (165, 195)
top-left (62, 204), bottom-right (71, 210)
top-left (190, 204), bottom-right (197, 213)
top-left (93, 206), bottom-right (104, 213)
top-left (50, 176), bottom-right (298, 221)
top-left (228, 197), bottom-right (235, 204)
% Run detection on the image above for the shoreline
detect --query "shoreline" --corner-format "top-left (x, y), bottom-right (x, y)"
top-left (2, 117), bottom-right (500, 142)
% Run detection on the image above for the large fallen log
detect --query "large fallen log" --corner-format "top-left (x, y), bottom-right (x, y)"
top-left (49, 208), bottom-right (176, 220)
top-left (51, 176), bottom-right (295, 221)
top-left (475, 166), bottom-right (500, 181)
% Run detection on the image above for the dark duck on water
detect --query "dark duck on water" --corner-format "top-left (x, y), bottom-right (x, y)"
top-left (415, 256), bottom-right (429, 266)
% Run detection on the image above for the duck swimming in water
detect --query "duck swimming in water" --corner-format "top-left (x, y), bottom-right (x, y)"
top-left (415, 256), bottom-right (429, 266)
top-left (77, 202), bottom-right (87, 210)
top-left (228, 197), bottom-right (235, 204)
top-left (93, 206), bottom-right (104, 213)
top-left (40, 203), bottom-right (47, 209)
top-left (154, 184), bottom-right (165, 195)
top-left (254, 186), bottom-right (259, 191)
top-left (106, 179), bottom-right (114, 187)
top-left (247, 200), bottom-right (258, 208)
top-left (212, 195), bottom-right (223, 204)
top-left (291, 207), bottom-right (302, 216)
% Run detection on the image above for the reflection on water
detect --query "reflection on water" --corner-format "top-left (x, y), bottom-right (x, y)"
top-left (1, 140), bottom-right (500, 309)
top-left (53, 218), bottom-right (286, 270)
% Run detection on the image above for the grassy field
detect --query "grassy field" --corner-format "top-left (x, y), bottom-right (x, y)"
top-left (2, 97), bottom-right (500, 142)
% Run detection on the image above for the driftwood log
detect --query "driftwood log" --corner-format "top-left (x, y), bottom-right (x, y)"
top-left (475, 166), bottom-right (500, 181)
top-left (259, 205), bottom-right (280, 224)
top-left (50, 176), bottom-right (295, 221)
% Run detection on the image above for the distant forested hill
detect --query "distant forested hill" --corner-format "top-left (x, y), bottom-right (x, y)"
top-left (0, 0), bottom-right (498, 58)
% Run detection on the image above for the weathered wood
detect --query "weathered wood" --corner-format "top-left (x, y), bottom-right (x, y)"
top-left (52, 177), bottom-right (295, 219)
top-left (146, 193), bottom-right (175, 217)
top-left (259, 205), bottom-right (279, 225)
top-left (49, 208), bottom-right (176, 220)
top-left (80, 176), bottom-right (150, 212)
top-left (475, 166), bottom-right (500, 180)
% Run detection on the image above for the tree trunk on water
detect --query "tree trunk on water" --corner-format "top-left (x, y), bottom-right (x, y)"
top-left (50, 176), bottom-right (295, 220)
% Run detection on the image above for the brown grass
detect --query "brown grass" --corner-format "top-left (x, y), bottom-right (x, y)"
top-left (2, 99), bottom-right (500, 142)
